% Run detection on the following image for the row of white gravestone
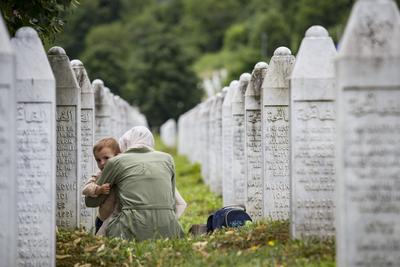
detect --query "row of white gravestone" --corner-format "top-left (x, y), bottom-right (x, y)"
top-left (0, 21), bottom-right (148, 267)
top-left (178, 1), bottom-right (400, 266)
top-left (160, 118), bottom-right (177, 148)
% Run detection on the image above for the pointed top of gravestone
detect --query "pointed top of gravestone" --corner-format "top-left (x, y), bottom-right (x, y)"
top-left (291, 25), bottom-right (336, 79)
top-left (92, 79), bottom-right (104, 88)
top-left (305, 25), bottom-right (329, 38)
top-left (48, 46), bottom-right (66, 55)
top-left (255, 61), bottom-right (268, 70)
top-left (274, 46), bottom-right (292, 56)
top-left (47, 46), bottom-right (79, 104)
top-left (239, 72), bottom-right (251, 83)
top-left (15, 26), bottom-right (38, 39)
top-left (262, 46), bottom-right (295, 105)
top-left (0, 15), bottom-right (13, 53)
top-left (71, 59), bottom-right (93, 95)
top-left (233, 73), bottom-right (251, 106)
top-left (11, 27), bottom-right (54, 81)
top-left (223, 80), bottom-right (238, 107)
top-left (338, 0), bottom-right (400, 57)
top-left (246, 62), bottom-right (268, 97)
top-left (70, 59), bottom-right (83, 67)
top-left (229, 80), bottom-right (239, 88)
top-left (221, 86), bottom-right (229, 98)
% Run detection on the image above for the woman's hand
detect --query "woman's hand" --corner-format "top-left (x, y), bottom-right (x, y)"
top-left (97, 183), bottom-right (111, 195)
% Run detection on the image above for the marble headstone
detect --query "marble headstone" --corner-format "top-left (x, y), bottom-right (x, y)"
top-left (48, 46), bottom-right (81, 229)
top-left (262, 47), bottom-right (295, 220)
top-left (244, 62), bottom-right (268, 220)
top-left (71, 59), bottom-right (96, 231)
top-left (232, 73), bottom-right (251, 205)
top-left (222, 80), bottom-right (238, 205)
top-left (208, 96), bottom-right (218, 192)
top-left (336, 0), bottom-right (400, 266)
top-left (290, 26), bottom-right (337, 238)
top-left (161, 118), bottom-right (177, 148)
top-left (104, 87), bottom-right (117, 138)
top-left (93, 79), bottom-right (112, 142)
top-left (13, 27), bottom-right (56, 266)
top-left (213, 92), bottom-right (224, 195)
top-left (0, 15), bottom-right (16, 267)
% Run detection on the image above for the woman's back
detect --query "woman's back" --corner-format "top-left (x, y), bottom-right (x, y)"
top-left (86, 146), bottom-right (184, 241)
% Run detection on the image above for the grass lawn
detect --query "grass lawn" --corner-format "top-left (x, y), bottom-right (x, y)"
top-left (56, 137), bottom-right (335, 267)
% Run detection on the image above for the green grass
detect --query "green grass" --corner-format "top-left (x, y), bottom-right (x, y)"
top-left (56, 137), bottom-right (335, 267)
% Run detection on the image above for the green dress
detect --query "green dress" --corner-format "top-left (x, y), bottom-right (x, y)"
top-left (85, 147), bottom-right (184, 241)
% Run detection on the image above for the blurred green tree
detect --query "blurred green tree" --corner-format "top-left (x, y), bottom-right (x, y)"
top-left (80, 22), bottom-right (128, 95)
top-left (122, 8), bottom-right (202, 128)
top-left (0, 0), bottom-right (78, 40)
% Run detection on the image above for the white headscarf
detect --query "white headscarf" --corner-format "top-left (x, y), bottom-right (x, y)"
top-left (119, 126), bottom-right (155, 152)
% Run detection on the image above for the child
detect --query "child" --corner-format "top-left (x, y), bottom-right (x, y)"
top-left (82, 137), bottom-right (121, 235)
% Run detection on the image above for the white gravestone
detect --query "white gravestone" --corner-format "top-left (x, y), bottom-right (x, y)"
top-left (48, 46), bottom-right (82, 229)
top-left (222, 80), bottom-right (239, 205)
top-left (232, 73), bottom-right (251, 205)
top-left (12, 27), bottom-right (56, 267)
top-left (262, 47), bottom-right (295, 220)
top-left (161, 118), bottom-right (177, 148)
top-left (113, 95), bottom-right (122, 138)
top-left (105, 87), bottom-right (117, 139)
top-left (0, 15), bottom-right (16, 267)
top-left (193, 105), bottom-right (202, 164)
top-left (185, 108), bottom-right (197, 162)
top-left (336, 1), bottom-right (400, 266)
top-left (245, 62), bottom-right (268, 220)
top-left (290, 26), bottom-right (337, 238)
top-left (177, 115), bottom-right (185, 155)
top-left (71, 59), bottom-right (96, 232)
top-left (200, 100), bottom-right (211, 184)
top-left (93, 79), bottom-right (112, 142)
top-left (213, 92), bottom-right (224, 195)
top-left (208, 96), bottom-right (218, 192)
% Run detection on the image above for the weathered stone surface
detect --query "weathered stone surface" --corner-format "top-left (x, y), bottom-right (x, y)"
top-left (48, 46), bottom-right (81, 229)
top-left (13, 27), bottom-right (56, 267)
top-left (244, 62), bottom-right (268, 220)
top-left (199, 99), bottom-right (211, 184)
top-left (213, 92), bottom-right (224, 195)
top-left (222, 80), bottom-right (238, 205)
top-left (208, 96), bottom-right (218, 192)
top-left (93, 79), bottom-right (112, 141)
top-left (336, 1), bottom-right (400, 266)
top-left (0, 14), bottom-right (16, 267)
top-left (104, 87), bottom-right (118, 139)
top-left (71, 59), bottom-right (95, 232)
top-left (232, 73), bottom-right (251, 205)
top-left (160, 118), bottom-right (177, 148)
top-left (262, 47), bottom-right (295, 220)
top-left (290, 25), bottom-right (337, 239)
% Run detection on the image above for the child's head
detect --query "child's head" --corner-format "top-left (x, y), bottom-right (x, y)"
top-left (93, 137), bottom-right (121, 170)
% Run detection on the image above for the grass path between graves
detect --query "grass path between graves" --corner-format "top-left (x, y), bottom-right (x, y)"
top-left (56, 137), bottom-right (335, 267)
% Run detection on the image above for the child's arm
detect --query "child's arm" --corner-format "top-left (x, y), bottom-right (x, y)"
top-left (83, 173), bottom-right (111, 198)
top-left (82, 175), bottom-right (100, 197)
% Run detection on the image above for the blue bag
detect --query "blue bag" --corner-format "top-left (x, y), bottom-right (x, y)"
top-left (206, 205), bottom-right (252, 233)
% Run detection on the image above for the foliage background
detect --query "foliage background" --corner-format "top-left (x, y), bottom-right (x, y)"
top-left (3, 0), bottom-right (400, 127)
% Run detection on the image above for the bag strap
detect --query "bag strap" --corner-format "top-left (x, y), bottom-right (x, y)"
top-left (223, 204), bottom-right (246, 211)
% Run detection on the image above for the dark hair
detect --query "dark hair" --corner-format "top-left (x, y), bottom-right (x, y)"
top-left (93, 137), bottom-right (121, 156)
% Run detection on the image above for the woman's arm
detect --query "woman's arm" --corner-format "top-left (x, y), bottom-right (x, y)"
top-left (85, 158), bottom-right (120, 207)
